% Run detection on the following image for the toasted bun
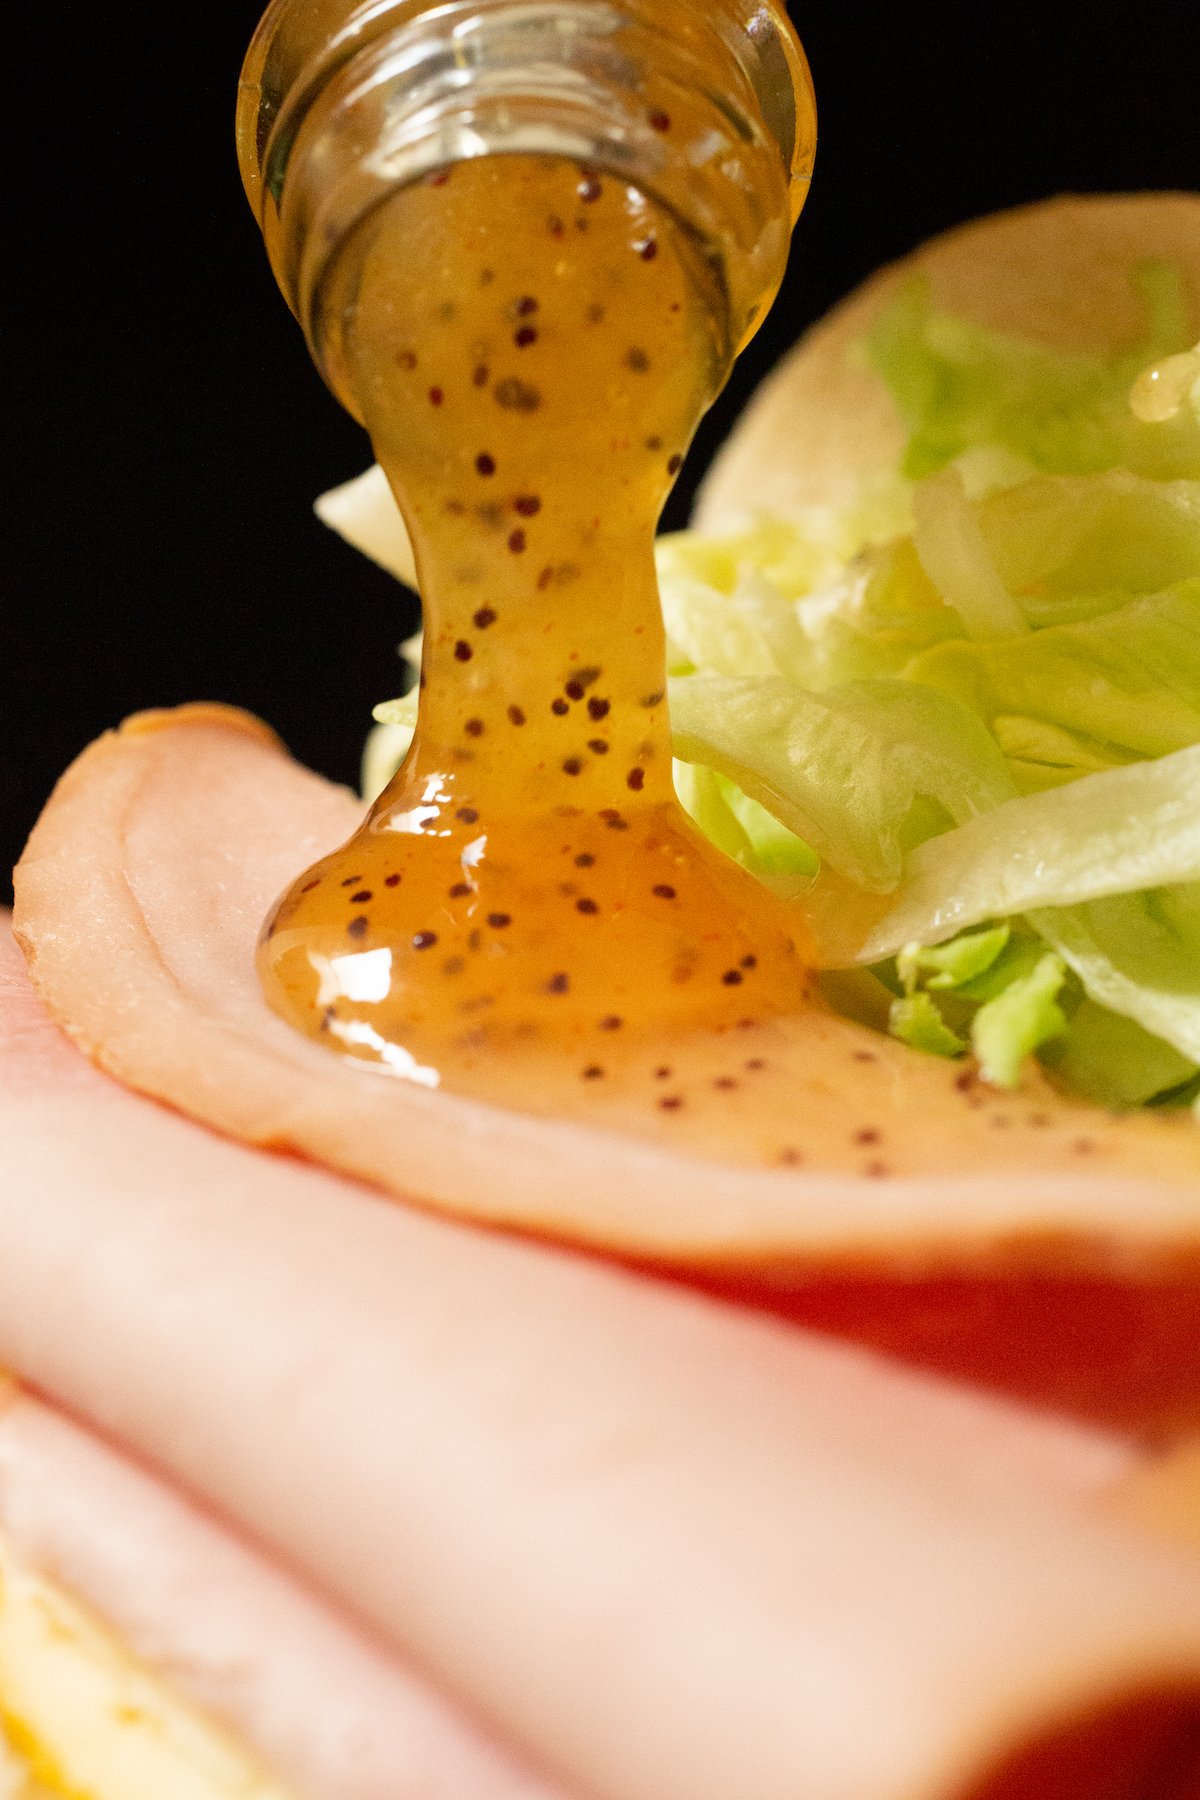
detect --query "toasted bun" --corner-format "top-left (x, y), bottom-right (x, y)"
top-left (695, 192), bottom-right (1200, 530)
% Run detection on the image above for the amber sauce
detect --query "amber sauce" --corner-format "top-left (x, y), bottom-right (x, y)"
top-left (260, 158), bottom-right (816, 1106)
top-left (259, 154), bottom-right (1200, 1184)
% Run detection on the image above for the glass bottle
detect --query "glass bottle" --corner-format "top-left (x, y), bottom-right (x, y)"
top-left (238, 0), bottom-right (815, 417)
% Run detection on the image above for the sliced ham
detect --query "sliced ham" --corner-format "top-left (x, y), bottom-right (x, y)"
top-left (0, 1384), bottom-right (565, 1800)
top-left (15, 705), bottom-right (1200, 1432)
top-left (2, 926), bottom-right (1200, 1797)
top-left (14, 706), bottom-right (1200, 1282)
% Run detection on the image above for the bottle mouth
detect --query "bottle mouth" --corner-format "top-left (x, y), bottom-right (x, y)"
top-left (238, 0), bottom-right (815, 397)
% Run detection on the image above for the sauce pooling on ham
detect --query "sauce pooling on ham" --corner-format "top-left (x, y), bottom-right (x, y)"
top-left (260, 156), bottom-right (813, 1097)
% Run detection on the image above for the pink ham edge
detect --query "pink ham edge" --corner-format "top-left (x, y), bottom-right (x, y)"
top-left (2, 923), bottom-right (1200, 1797)
top-left (0, 1384), bottom-right (566, 1800)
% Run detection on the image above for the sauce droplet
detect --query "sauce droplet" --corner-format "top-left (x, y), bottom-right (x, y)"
top-left (1130, 343), bottom-right (1200, 424)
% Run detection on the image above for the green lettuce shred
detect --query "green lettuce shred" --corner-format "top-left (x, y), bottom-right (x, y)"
top-left (970, 953), bottom-right (1069, 1089)
top-left (889, 993), bottom-right (967, 1060)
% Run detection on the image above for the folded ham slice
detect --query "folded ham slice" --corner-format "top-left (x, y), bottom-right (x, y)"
top-left (15, 705), bottom-right (1200, 1433)
top-left (3, 922), bottom-right (1200, 1798)
top-left (0, 1385), bottom-right (565, 1800)
top-left (14, 706), bottom-right (1200, 1279)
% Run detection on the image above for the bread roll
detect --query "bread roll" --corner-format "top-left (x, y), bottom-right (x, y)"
top-left (695, 192), bottom-right (1200, 528)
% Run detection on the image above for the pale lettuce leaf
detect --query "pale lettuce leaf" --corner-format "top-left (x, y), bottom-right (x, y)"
top-left (669, 673), bottom-right (1014, 892)
top-left (860, 742), bottom-right (1200, 962)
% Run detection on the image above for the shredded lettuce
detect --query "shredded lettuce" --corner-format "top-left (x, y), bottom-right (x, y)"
top-left (908, 578), bottom-right (1200, 767)
top-left (970, 953), bottom-right (1069, 1089)
top-left (1031, 889), bottom-right (1200, 1067)
top-left (669, 674), bottom-right (1013, 892)
top-left (858, 742), bottom-right (1200, 962)
top-left (886, 926), bottom-right (1069, 1089)
top-left (897, 924), bottom-right (1010, 992)
top-left (1039, 997), bottom-right (1198, 1110)
top-left (355, 257), bottom-right (1200, 1101)
top-left (868, 268), bottom-right (1200, 483)
top-left (889, 993), bottom-right (967, 1060)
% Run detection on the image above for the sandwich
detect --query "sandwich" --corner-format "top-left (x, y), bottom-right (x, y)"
top-left (6, 192), bottom-right (1200, 1794)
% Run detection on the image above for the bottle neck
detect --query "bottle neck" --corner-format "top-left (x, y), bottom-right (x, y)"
top-left (238, 0), bottom-right (815, 416)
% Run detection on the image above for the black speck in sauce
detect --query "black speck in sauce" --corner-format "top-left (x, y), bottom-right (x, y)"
top-left (495, 377), bottom-right (542, 413)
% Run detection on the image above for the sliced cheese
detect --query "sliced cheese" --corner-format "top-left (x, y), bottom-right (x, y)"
top-left (0, 1533), bottom-right (289, 1800)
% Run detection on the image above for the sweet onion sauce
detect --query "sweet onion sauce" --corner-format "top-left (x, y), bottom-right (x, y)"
top-left (259, 158), bottom-right (817, 1115)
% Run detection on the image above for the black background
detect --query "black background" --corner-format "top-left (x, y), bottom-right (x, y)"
top-left (4, 1), bottom-right (1199, 903)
